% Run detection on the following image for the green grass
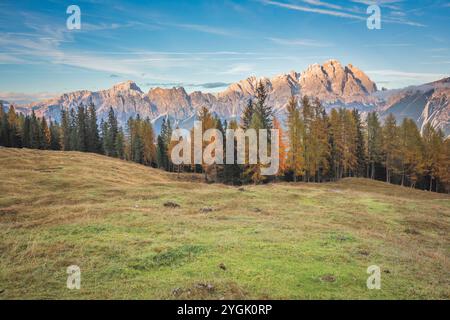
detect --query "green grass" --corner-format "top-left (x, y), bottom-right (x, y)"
top-left (0, 148), bottom-right (449, 299)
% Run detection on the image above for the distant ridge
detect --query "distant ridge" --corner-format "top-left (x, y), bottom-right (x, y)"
top-left (3, 60), bottom-right (449, 136)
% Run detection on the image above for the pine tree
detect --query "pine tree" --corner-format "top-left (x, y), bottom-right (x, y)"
top-left (309, 99), bottom-right (330, 182)
top-left (241, 99), bottom-right (254, 130)
top-left (329, 109), bottom-right (344, 180)
top-left (253, 81), bottom-right (272, 129)
top-left (223, 119), bottom-right (242, 185)
top-left (286, 95), bottom-right (304, 182)
top-left (41, 117), bottom-right (51, 150)
top-left (245, 111), bottom-right (266, 184)
top-left (22, 116), bottom-right (31, 148)
top-left (341, 109), bottom-right (357, 177)
top-left (0, 104), bottom-right (6, 146)
top-left (301, 96), bottom-right (314, 181)
top-left (397, 119), bottom-right (423, 187)
top-left (7, 106), bottom-right (19, 148)
top-left (101, 119), bottom-right (110, 155)
top-left (198, 106), bottom-right (217, 181)
top-left (422, 123), bottom-right (444, 192)
top-left (273, 116), bottom-right (287, 177)
top-left (103, 107), bottom-right (118, 156)
top-left (352, 109), bottom-right (366, 177)
top-left (382, 113), bottom-right (399, 183)
top-left (156, 134), bottom-right (167, 169)
top-left (60, 109), bottom-right (71, 151)
top-left (367, 112), bottom-right (383, 179)
top-left (69, 108), bottom-right (78, 151)
top-left (142, 118), bottom-right (157, 166)
top-left (86, 103), bottom-right (101, 153)
top-left (76, 105), bottom-right (87, 151)
top-left (157, 117), bottom-right (171, 170)
top-left (30, 110), bottom-right (41, 149)
top-left (115, 128), bottom-right (125, 159)
top-left (49, 120), bottom-right (61, 150)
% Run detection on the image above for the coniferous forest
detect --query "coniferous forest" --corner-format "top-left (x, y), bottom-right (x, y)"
top-left (1, 82), bottom-right (449, 193)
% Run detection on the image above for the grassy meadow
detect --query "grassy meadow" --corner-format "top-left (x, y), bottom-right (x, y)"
top-left (0, 147), bottom-right (449, 299)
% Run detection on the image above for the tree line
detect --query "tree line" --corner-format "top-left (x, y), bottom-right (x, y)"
top-left (1, 86), bottom-right (449, 193)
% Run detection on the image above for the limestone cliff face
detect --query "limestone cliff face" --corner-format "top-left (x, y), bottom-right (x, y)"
top-left (380, 78), bottom-right (450, 137)
top-left (16, 60), bottom-right (448, 136)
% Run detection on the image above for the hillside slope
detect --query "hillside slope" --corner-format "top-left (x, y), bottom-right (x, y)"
top-left (0, 148), bottom-right (449, 299)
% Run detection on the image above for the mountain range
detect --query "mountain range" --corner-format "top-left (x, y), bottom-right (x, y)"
top-left (2, 59), bottom-right (449, 136)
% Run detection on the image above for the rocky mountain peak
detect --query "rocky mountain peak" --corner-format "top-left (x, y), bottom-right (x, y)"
top-left (298, 59), bottom-right (377, 102)
top-left (112, 80), bottom-right (143, 94)
top-left (13, 60), bottom-right (448, 136)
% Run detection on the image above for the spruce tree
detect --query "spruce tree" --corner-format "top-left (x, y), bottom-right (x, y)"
top-left (352, 109), bottom-right (366, 177)
top-left (244, 111), bottom-right (266, 184)
top-left (60, 109), bottom-right (71, 151)
top-left (382, 113), bottom-right (399, 183)
top-left (253, 81), bottom-right (272, 129)
top-left (87, 103), bottom-right (100, 153)
top-left (69, 108), bottom-right (78, 151)
top-left (399, 118), bottom-right (423, 187)
top-left (49, 120), bottom-right (61, 150)
top-left (30, 110), bottom-right (41, 149)
top-left (115, 128), bottom-right (125, 159)
top-left (286, 95), bottom-right (304, 182)
top-left (241, 99), bottom-right (254, 130)
top-left (156, 134), bottom-right (167, 169)
top-left (76, 105), bottom-right (87, 151)
top-left (0, 104), bottom-right (6, 146)
top-left (41, 117), bottom-right (51, 150)
top-left (7, 106), bottom-right (19, 148)
top-left (107, 107), bottom-right (118, 157)
top-left (22, 116), bottom-right (31, 148)
top-left (367, 112), bottom-right (383, 179)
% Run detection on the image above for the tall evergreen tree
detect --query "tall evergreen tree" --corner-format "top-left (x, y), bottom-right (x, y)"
top-left (0, 104), bottom-right (6, 146)
top-left (86, 103), bottom-right (101, 153)
top-left (244, 111), bottom-right (266, 184)
top-left (49, 120), bottom-right (61, 150)
top-left (273, 116), bottom-right (287, 177)
top-left (241, 99), bottom-right (254, 130)
top-left (157, 117), bottom-right (171, 170)
top-left (382, 114), bottom-right (399, 183)
top-left (76, 105), bottom-right (87, 151)
top-left (253, 81), bottom-right (272, 129)
top-left (399, 118), bottom-right (423, 187)
top-left (22, 116), bottom-right (31, 148)
top-left (223, 119), bottom-right (242, 185)
top-left (69, 108), bottom-right (78, 151)
top-left (41, 117), bottom-right (51, 150)
top-left (60, 109), bottom-right (71, 151)
top-left (367, 112), bottom-right (383, 179)
top-left (30, 110), bottom-right (41, 149)
top-left (7, 106), bottom-right (20, 147)
top-left (286, 95), bottom-right (304, 182)
top-left (352, 109), bottom-right (366, 177)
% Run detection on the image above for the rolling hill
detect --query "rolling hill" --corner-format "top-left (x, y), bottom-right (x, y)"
top-left (0, 148), bottom-right (449, 299)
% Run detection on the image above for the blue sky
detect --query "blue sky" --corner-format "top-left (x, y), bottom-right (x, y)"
top-left (0, 0), bottom-right (449, 103)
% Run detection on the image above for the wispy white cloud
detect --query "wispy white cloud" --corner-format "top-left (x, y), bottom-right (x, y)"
top-left (0, 91), bottom-right (60, 104)
top-left (350, 0), bottom-right (403, 10)
top-left (367, 69), bottom-right (448, 80)
top-left (363, 43), bottom-right (412, 47)
top-left (220, 63), bottom-right (254, 75)
top-left (300, 0), bottom-right (343, 10)
top-left (268, 37), bottom-right (333, 47)
top-left (260, 0), bottom-right (366, 20)
top-left (260, 0), bottom-right (425, 27)
top-left (419, 61), bottom-right (450, 65)
top-left (157, 22), bottom-right (232, 36)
